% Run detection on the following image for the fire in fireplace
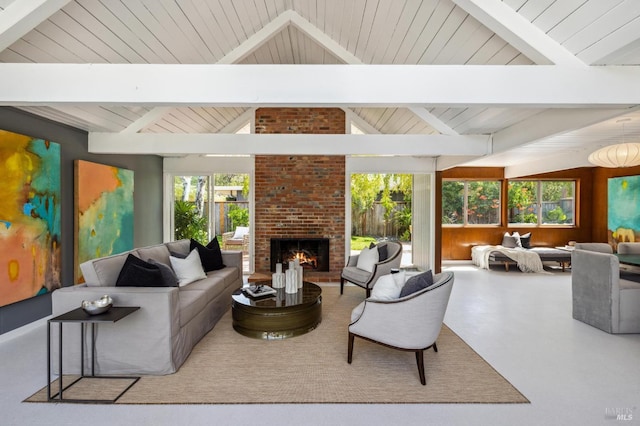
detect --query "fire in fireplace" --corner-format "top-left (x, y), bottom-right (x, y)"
top-left (270, 238), bottom-right (330, 272)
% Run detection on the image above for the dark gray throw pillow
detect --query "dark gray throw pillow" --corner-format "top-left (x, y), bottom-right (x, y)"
top-left (369, 242), bottom-right (389, 262)
top-left (520, 232), bottom-right (531, 249)
top-left (190, 238), bottom-right (225, 272)
top-left (116, 254), bottom-right (164, 287)
top-left (148, 258), bottom-right (179, 287)
top-left (399, 270), bottom-right (434, 298)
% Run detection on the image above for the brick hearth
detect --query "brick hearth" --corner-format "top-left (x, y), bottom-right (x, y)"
top-left (254, 108), bottom-right (346, 279)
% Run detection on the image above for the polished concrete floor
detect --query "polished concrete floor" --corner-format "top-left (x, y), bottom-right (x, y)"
top-left (1, 263), bottom-right (639, 426)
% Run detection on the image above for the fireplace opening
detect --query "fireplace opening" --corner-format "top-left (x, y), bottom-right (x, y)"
top-left (270, 238), bottom-right (330, 272)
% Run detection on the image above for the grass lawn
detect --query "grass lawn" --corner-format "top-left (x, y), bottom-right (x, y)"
top-left (350, 236), bottom-right (377, 251)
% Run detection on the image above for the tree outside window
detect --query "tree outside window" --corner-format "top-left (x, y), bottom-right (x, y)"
top-left (508, 181), bottom-right (575, 225)
top-left (442, 180), bottom-right (500, 225)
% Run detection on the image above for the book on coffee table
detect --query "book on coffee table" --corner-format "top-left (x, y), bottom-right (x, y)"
top-left (244, 285), bottom-right (277, 298)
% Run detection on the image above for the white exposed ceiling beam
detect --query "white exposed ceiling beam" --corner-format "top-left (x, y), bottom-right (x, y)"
top-left (0, 0), bottom-right (71, 52)
top-left (122, 11), bottom-right (294, 133)
top-left (504, 152), bottom-right (590, 179)
top-left (290, 12), bottom-right (456, 134)
top-left (451, 0), bottom-right (584, 66)
top-left (289, 12), bottom-right (362, 64)
top-left (218, 108), bottom-right (255, 133)
top-left (342, 108), bottom-right (380, 134)
top-left (88, 133), bottom-right (491, 156)
top-left (2, 64), bottom-right (640, 107)
top-left (122, 107), bottom-right (174, 133)
top-left (409, 107), bottom-right (458, 135)
top-left (436, 155), bottom-right (485, 170)
top-left (217, 10), bottom-right (294, 64)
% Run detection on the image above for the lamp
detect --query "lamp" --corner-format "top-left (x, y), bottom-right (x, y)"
top-left (588, 119), bottom-right (640, 168)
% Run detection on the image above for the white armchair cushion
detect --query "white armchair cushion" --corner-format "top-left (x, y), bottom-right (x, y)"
top-left (356, 246), bottom-right (379, 272)
top-left (370, 271), bottom-right (405, 301)
top-left (232, 226), bottom-right (249, 239)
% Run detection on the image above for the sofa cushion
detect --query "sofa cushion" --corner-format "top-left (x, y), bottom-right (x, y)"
top-left (356, 246), bottom-right (379, 272)
top-left (178, 288), bottom-right (209, 327)
top-left (148, 258), bottom-right (179, 287)
top-left (170, 249), bottom-right (207, 286)
top-left (342, 266), bottom-right (372, 284)
top-left (400, 270), bottom-right (434, 298)
top-left (90, 252), bottom-right (134, 287)
top-left (208, 266), bottom-right (239, 289)
top-left (137, 244), bottom-right (171, 266)
top-left (165, 239), bottom-right (190, 257)
top-left (190, 239), bottom-right (225, 272)
top-left (116, 254), bottom-right (165, 287)
top-left (179, 274), bottom-right (227, 301)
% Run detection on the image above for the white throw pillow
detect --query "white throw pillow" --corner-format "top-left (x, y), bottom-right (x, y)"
top-left (170, 249), bottom-right (206, 286)
top-left (232, 226), bottom-right (249, 239)
top-left (356, 246), bottom-right (379, 272)
top-left (370, 273), bottom-right (403, 301)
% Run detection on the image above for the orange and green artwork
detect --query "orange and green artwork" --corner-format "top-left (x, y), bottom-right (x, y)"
top-left (75, 160), bottom-right (134, 283)
top-left (0, 129), bottom-right (61, 307)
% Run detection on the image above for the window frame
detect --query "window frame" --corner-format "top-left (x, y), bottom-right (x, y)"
top-left (507, 179), bottom-right (576, 227)
top-left (442, 179), bottom-right (502, 227)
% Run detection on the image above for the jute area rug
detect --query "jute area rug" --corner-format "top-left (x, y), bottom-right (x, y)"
top-left (27, 285), bottom-right (528, 404)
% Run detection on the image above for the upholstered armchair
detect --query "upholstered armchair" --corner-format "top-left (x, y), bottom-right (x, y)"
top-left (340, 241), bottom-right (403, 298)
top-left (617, 242), bottom-right (640, 254)
top-left (571, 248), bottom-right (640, 333)
top-left (347, 271), bottom-right (455, 385)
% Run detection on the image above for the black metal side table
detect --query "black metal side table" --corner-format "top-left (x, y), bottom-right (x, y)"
top-left (47, 306), bottom-right (140, 403)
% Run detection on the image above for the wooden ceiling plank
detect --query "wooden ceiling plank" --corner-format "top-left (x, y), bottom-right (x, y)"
top-left (159, 0), bottom-right (216, 63)
top-left (21, 25), bottom-right (84, 62)
top-left (451, 0), bottom-right (583, 65)
top-left (517, 0), bottom-right (555, 22)
top-left (392, 0), bottom-right (439, 64)
top-left (98, 0), bottom-right (174, 63)
top-left (421, 6), bottom-right (469, 64)
top-left (361, 0), bottom-right (396, 64)
top-left (48, 7), bottom-right (127, 63)
top-left (379, 0), bottom-right (423, 64)
top-left (405, 1), bottom-right (455, 64)
top-left (449, 24), bottom-right (493, 64)
top-left (0, 0), bottom-right (70, 52)
top-left (578, 16), bottom-right (640, 65)
top-left (0, 37), bottom-right (59, 62)
top-left (531, 0), bottom-right (588, 33)
top-left (79, 0), bottom-right (159, 63)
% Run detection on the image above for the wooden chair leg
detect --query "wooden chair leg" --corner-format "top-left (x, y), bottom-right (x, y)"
top-left (347, 332), bottom-right (355, 364)
top-left (340, 277), bottom-right (344, 294)
top-left (415, 350), bottom-right (426, 385)
top-left (432, 341), bottom-right (438, 352)
top-left (366, 287), bottom-right (371, 298)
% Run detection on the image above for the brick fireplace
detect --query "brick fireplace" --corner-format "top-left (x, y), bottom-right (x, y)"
top-left (254, 108), bottom-right (346, 277)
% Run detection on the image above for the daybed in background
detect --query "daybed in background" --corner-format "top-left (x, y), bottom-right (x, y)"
top-left (472, 232), bottom-right (572, 272)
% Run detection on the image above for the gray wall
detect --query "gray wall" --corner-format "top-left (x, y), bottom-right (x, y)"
top-left (0, 107), bottom-right (163, 334)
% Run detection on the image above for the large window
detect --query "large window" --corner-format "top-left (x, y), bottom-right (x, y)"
top-left (442, 180), bottom-right (501, 225)
top-left (508, 180), bottom-right (575, 225)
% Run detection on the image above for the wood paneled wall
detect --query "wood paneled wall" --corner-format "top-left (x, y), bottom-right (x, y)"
top-left (438, 167), bottom-right (595, 260)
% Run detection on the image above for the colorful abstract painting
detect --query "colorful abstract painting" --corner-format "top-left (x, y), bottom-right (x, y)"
top-left (0, 130), bottom-right (61, 307)
top-left (75, 160), bottom-right (134, 283)
top-left (608, 175), bottom-right (640, 249)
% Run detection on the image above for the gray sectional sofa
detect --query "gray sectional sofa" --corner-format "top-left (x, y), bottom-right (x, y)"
top-left (51, 239), bottom-right (243, 375)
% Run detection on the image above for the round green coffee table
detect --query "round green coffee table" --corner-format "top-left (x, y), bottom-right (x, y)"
top-left (231, 281), bottom-right (322, 340)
